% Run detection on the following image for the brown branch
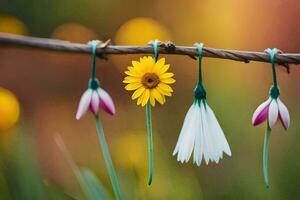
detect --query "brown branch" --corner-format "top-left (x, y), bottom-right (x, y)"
top-left (0, 33), bottom-right (299, 70)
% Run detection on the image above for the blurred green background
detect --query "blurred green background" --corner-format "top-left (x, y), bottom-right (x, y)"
top-left (0, 0), bottom-right (299, 199)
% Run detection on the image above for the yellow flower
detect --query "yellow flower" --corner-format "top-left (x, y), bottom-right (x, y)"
top-left (123, 56), bottom-right (175, 107)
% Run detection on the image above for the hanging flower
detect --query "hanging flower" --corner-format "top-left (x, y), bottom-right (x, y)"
top-left (76, 40), bottom-right (122, 199)
top-left (76, 78), bottom-right (116, 120)
top-left (173, 86), bottom-right (231, 166)
top-left (173, 43), bottom-right (231, 166)
top-left (252, 87), bottom-right (290, 130)
top-left (251, 48), bottom-right (289, 188)
top-left (123, 40), bottom-right (175, 185)
top-left (123, 56), bottom-right (175, 107)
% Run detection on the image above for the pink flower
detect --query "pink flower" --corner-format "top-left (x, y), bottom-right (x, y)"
top-left (252, 97), bottom-right (290, 130)
top-left (76, 87), bottom-right (116, 119)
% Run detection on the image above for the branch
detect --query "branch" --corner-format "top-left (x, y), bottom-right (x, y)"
top-left (0, 33), bottom-right (299, 69)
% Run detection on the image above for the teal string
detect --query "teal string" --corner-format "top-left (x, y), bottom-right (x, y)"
top-left (195, 43), bottom-right (204, 85)
top-left (265, 48), bottom-right (279, 88)
top-left (152, 40), bottom-right (159, 62)
top-left (263, 125), bottom-right (271, 188)
top-left (194, 43), bottom-right (206, 100)
top-left (95, 116), bottom-right (122, 200)
top-left (90, 40), bottom-right (100, 81)
top-left (146, 102), bottom-right (153, 185)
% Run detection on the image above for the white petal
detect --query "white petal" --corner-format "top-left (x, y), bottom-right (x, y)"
top-left (200, 103), bottom-right (212, 165)
top-left (277, 98), bottom-right (290, 130)
top-left (193, 104), bottom-right (203, 166)
top-left (173, 103), bottom-right (198, 163)
top-left (206, 104), bottom-right (232, 158)
top-left (90, 91), bottom-right (100, 114)
top-left (76, 89), bottom-right (93, 120)
top-left (268, 99), bottom-right (279, 128)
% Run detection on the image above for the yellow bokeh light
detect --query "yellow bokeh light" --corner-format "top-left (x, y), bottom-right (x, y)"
top-left (0, 15), bottom-right (27, 35)
top-left (0, 88), bottom-right (20, 131)
top-left (113, 17), bottom-right (171, 72)
top-left (51, 23), bottom-right (99, 43)
top-left (113, 131), bottom-right (147, 170)
top-left (114, 17), bottom-right (171, 45)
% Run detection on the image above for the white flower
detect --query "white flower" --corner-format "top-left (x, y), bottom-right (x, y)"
top-left (173, 100), bottom-right (231, 166)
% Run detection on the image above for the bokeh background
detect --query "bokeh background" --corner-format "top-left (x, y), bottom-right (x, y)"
top-left (0, 0), bottom-right (299, 199)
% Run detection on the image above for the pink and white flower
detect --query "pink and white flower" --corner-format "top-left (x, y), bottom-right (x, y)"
top-left (252, 97), bottom-right (290, 130)
top-left (76, 87), bottom-right (116, 119)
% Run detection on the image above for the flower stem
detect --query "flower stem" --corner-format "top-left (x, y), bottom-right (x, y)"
top-left (195, 43), bottom-right (204, 85)
top-left (146, 102), bottom-right (153, 185)
top-left (95, 116), bottom-right (122, 200)
top-left (263, 125), bottom-right (271, 188)
top-left (90, 40), bottom-right (100, 81)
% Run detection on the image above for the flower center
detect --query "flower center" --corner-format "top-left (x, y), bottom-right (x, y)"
top-left (142, 73), bottom-right (160, 89)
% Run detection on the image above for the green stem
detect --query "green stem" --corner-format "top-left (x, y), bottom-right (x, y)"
top-left (196, 43), bottom-right (204, 85)
top-left (266, 48), bottom-right (279, 88)
top-left (152, 40), bottom-right (159, 62)
top-left (90, 41), bottom-right (99, 81)
top-left (271, 60), bottom-right (277, 88)
top-left (263, 125), bottom-right (271, 188)
top-left (95, 116), bottom-right (122, 200)
top-left (146, 102), bottom-right (153, 185)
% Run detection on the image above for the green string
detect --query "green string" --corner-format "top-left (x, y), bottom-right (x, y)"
top-left (265, 48), bottom-right (279, 88)
top-left (152, 40), bottom-right (159, 62)
top-left (263, 125), bottom-right (271, 188)
top-left (194, 43), bottom-right (206, 101)
top-left (89, 40), bottom-right (101, 81)
top-left (146, 102), bottom-right (153, 185)
top-left (144, 40), bottom-right (159, 186)
top-left (95, 116), bottom-right (122, 200)
top-left (195, 43), bottom-right (204, 85)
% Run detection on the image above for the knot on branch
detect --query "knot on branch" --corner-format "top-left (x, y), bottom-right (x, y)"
top-left (160, 41), bottom-right (176, 53)
top-left (96, 39), bottom-right (111, 60)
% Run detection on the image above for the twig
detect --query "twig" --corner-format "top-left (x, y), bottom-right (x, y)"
top-left (0, 33), bottom-right (299, 70)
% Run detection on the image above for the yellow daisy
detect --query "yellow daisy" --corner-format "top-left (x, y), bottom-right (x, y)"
top-left (123, 56), bottom-right (175, 107)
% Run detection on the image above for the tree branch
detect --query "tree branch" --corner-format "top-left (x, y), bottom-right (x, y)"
top-left (0, 33), bottom-right (299, 70)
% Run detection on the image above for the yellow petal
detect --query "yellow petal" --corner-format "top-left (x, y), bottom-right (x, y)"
top-left (132, 61), bottom-right (140, 68)
top-left (125, 83), bottom-right (142, 91)
top-left (159, 72), bottom-right (174, 79)
top-left (150, 95), bottom-right (155, 107)
top-left (132, 87), bottom-right (145, 100)
top-left (153, 58), bottom-right (165, 73)
top-left (157, 87), bottom-right (172, 96)
top-left (123, 76), bottom-right (141, 83)
top-left (151, 89), bottom-right (164, 104)
top-left (157, 64), bottom-right (170, 75)
top-left (143, 56), bottom-right (155, 72)
top-left (161, 78), bottom-right (176, 84)
top-left (125, 70), bottom-right (141, 77)
top-left (141, 89), bottom-right (150, 106)
top-left (162, 95), bottom-right (166, 103)
top-left (158, 83), bottom-right (173, 92)
top-left (137, 95), bottom-right (143, 105)
top-left (137, 90), bottom-right (147, 105)
top-left (156, 58), bottom-right (165, 67)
